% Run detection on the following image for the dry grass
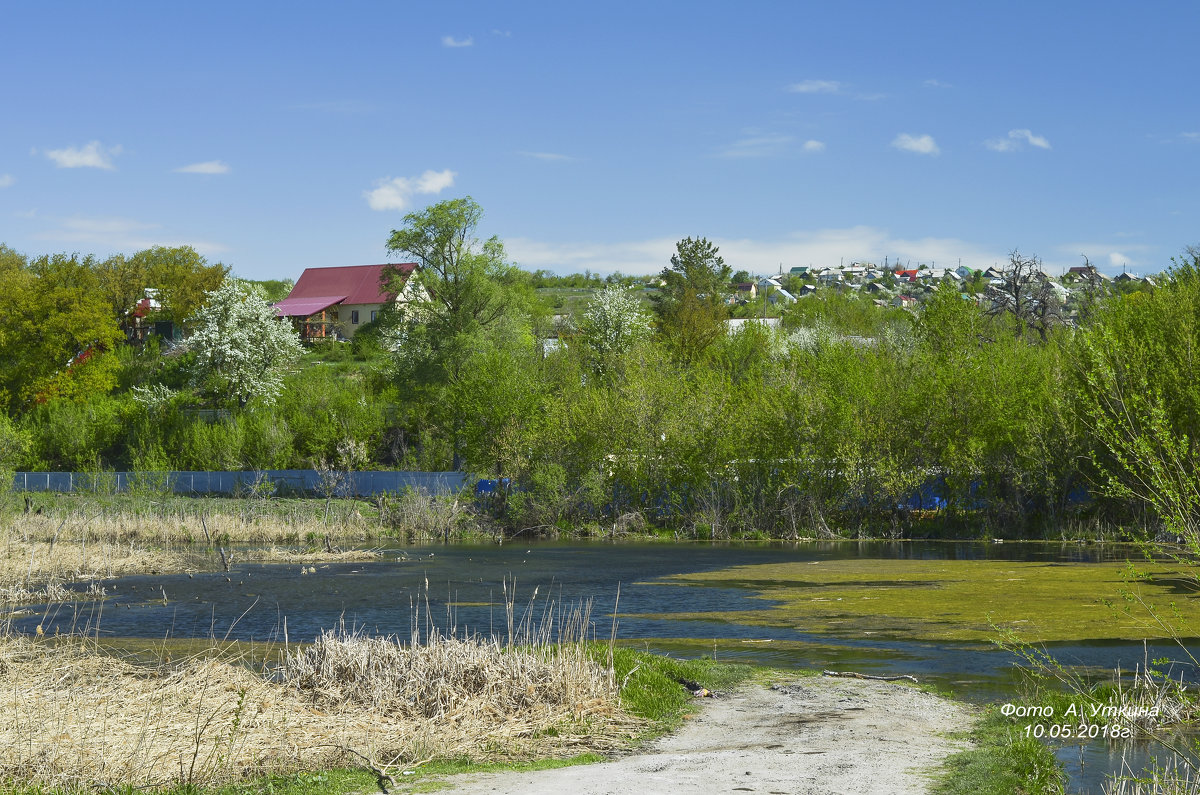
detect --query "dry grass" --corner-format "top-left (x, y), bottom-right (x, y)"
top-left (0, 530), bottom-right (186, 590)
top-left (244, 547), bottom-right (382, 565)
top-left (0, 511), bottom-right (386, 605)
top-left (5, 510), bottom-right (379, 547)
top-left (0, 609), bottom-right (638, 792)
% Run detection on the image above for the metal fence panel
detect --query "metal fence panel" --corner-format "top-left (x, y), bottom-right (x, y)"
top-left (11, 470), bottom-right (466, 497)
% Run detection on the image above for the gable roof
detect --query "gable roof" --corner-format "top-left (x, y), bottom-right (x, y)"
top-left (285, 263), bottom-right (417, 306)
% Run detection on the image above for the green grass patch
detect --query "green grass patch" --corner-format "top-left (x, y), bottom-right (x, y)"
top-left (932, 706), bottom-right (1066, 795)
top-left (647, 558), bottom-right (1200, 643)
top-left (599, 645), bottom-right (760, 732)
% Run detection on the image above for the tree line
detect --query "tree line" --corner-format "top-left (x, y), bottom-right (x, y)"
top-left (0, 200), bottom-right (1197, 542)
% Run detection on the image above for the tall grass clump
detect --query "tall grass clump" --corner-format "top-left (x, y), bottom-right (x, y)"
top-left (282, 610), bottom-right (618, 728)
top-left (0, 593), bottom-right (642, 792)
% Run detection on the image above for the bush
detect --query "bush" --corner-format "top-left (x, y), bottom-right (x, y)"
top-left (25, 394), bottom-right (133, 470)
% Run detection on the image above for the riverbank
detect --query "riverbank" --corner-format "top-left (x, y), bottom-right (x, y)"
top-left (0, 629), bottom-right (1059, 795)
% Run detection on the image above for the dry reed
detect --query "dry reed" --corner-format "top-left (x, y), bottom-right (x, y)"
top-left (0, 512), bottom-right (387, 605)
top-left (0, 597), bottom-right (639, 791)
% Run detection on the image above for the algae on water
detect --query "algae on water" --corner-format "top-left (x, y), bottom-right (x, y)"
top-left (639, 559), bottom-right (1200, 643)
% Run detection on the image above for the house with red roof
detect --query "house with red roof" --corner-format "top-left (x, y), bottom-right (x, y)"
top-left (274, 263), bottom-right (419, 341)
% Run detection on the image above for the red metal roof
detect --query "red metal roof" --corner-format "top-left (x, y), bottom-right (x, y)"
top-left (274, 295), bottom-right (347, 317)
top-left (283, 263), bottom-right (417, 306)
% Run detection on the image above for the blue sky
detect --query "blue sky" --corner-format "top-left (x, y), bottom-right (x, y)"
top-left (2, 1), bottom-right (1198, 279)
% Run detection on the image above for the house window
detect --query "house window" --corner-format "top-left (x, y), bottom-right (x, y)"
top-left (351, 310), bottom-right (360, 325)
top-left (370, 310), bottom-right (377, 322)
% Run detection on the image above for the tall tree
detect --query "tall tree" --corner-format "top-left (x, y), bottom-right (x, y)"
top-left (0, 252), bottom-right (123, 412)
top-left (985, 250), bottom-right (1063, 341)
top-left (383, 197), bottom-right (531, 384)
top-left (1077, 255), bottom-right (1200, 543)
top-left (130, 246), bottom-right (229, 325)
top-left (650, 237), bottom-right (732, 363)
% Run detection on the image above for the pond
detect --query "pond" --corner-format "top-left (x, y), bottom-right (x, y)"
top-left (15, 539), bottom-right (1199, 793)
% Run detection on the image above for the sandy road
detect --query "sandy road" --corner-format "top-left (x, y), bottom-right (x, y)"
top-left (435, 677), bottom-right (975, 795)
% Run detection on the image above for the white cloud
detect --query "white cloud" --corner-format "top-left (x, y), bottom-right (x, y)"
top-left (719, 134), bottom-right (793, 158)
top-left (891, 133), bottom-right (940, 156)
top-left (923, 79), bottom-right (953, 88)
top-left (518, 151), bottom-right (574, 162)
top-left (174, 160), bottom-right (231, 174)
top-left (787, 79), bottom-right (841, 94)
top-left (442, 35), bottom-right (473, 47)
top-left (0, 174), bottom-right (13, 188)
top-left (33, 215), bottom-right (227, 255)
top-left (508, 227), bottom-right (1005, 276)
top-left (42, 141), bottom-right (122, 169)
top-left (986, 128), bottom-right (1051, 152)
top-left (364, 169), bottom-right (457, 211)
top-left (802, 140), bottom-right (826, 153)
top-left (490, 29), bottom-right (512, 37)
top-left (1181, 132), bottom-right (1200, 142)
top-left (1053, 241), bottom-right (1155, 274)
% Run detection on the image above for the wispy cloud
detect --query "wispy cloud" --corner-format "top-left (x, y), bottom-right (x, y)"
top-left (787, 79), bottom-right (841, 94)
top-left (518, 151), bottom-right (575, 162)
top-left (33, 215), bottom-right (227, 255)
top-left (891, 133), bottom-right (940, 156)
top-left (802, 140), bottom-right (826, 153)
top-left (1181, 132), bottom-right (1200, 142)
top-left (41, 141), bottom-right (122, 170)
top-left (719, 133), bottom-right (794, 158)
top-left (985, 128), bottom-right (1051, 152)
top-left (0, 174), bottom-right (13, 188)
top-left (441, 35), bottom-right (473, 48)
top-left (490, 29), bottom-right (512, 37)
top-left (508, 227), bottom-right (1005, 276)
top-left (923, 79), bottom-right (953, 88)
top-left (364, 169), bottom-right (456, 211)
top-left (174, 160), bottom-right (230, 174)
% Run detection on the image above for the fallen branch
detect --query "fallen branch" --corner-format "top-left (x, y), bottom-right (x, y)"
top-left (822, 670), bottom-right (918, 683)
top-left (310, 744), bottom-right (398, 793)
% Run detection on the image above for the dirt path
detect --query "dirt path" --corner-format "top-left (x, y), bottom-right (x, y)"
top-left (435, 677), bottom-right (975, 795)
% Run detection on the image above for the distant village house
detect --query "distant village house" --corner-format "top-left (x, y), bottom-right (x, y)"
top-left (274, 263), bottom-right (420, 341)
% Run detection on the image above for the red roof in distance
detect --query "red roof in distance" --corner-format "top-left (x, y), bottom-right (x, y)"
top-left (283, 263), bottom-right (417, 306)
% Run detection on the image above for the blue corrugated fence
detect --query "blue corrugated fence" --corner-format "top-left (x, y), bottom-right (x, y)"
top-left (10, 470), bottom-right (466, 497)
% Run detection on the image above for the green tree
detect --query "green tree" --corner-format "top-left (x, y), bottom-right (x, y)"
top-left (1077, 255), bottom-right (1200, 543)
top-left (93, 252), bottom-right (147, 320)
top-left (650, 237), bottom-right (732, 363)
top-left (0, 252), bottom-right (124, 412)
top-left (131, 246), bottom-right (229, 325)
top-left (384, 197), bottom-right (532, 385)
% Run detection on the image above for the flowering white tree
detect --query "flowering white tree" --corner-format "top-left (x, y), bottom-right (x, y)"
top-left (185, 279), bottom-right (304, 407)
top-left (576, 284), bottom-right (652, 379)
top-left (578, 285), bottom-right (650, 369)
